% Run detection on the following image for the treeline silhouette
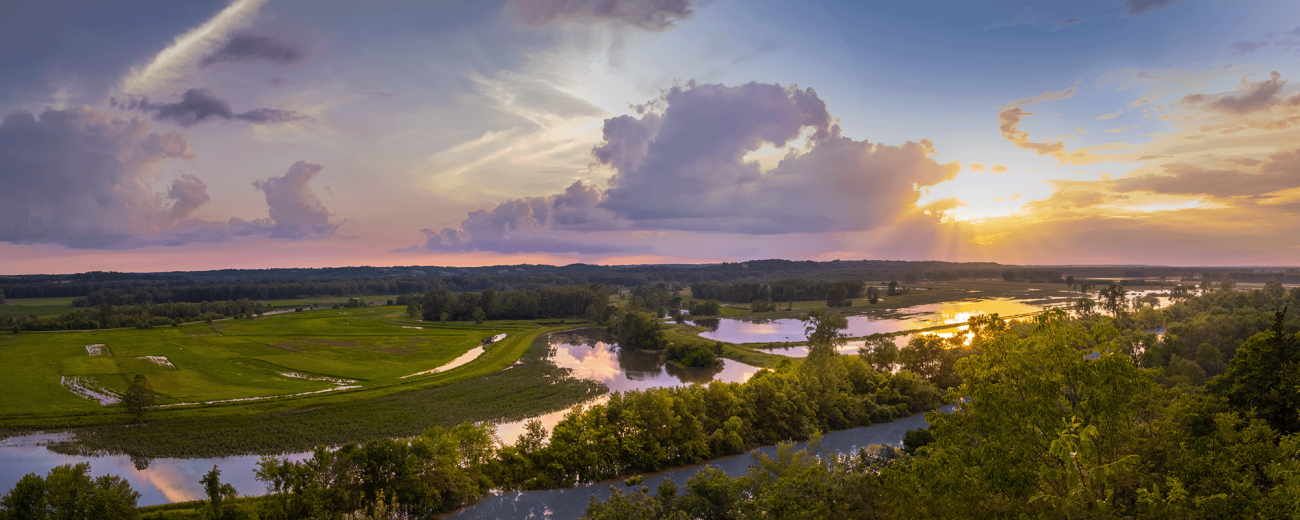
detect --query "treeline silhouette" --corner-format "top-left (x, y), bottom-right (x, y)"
top-left (1, 300), bottom-right (270, 332)
top-left (689, 279), bottom-right (867, 303)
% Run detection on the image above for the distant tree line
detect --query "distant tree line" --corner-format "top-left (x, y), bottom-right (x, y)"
top-left (1, 299), bottom-right (270, 332)
top-left (690, 279), bottom-right (867, 304)
top-left (419, 285), bottom-right (610, 323)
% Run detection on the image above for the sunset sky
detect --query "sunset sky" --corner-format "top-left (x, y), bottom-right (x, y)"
top-left (3, 0), bottom-right (1299, 274)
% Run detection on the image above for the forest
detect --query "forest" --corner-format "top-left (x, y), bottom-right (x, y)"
top-left (3, 282), bottom-right (1299, 518)
top-left (4, 260), bottom-right (1294, 302)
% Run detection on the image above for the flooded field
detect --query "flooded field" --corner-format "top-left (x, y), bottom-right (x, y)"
top-left (0, 329), bottom-right (759, 506)
top-left (495, 329), bottom-right (758, 441)
top-left (698, 297), bottom-right (1048, 345)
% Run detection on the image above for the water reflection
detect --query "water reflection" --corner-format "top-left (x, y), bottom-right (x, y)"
top-left (456, 406), bottom-right (957, 519)
top-left (0, 433), bottom-right (308, 507)
top-left (496, 329), bottom-right (757, 442)
top-left (1, 329), bottom-right (758, 507)
top-left (700, 298), bottom-right (1046, 345)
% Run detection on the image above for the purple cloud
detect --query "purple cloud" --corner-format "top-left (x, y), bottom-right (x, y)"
top-left (253, 161), bottom-right (340, 240)
top-left (200, 34), bottom-right (305, 67)
top-left (414, 81), bottom-right (960, 254)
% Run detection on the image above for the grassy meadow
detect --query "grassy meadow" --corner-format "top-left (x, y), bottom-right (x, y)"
top-left (0, 297), bottom-right (78, 317)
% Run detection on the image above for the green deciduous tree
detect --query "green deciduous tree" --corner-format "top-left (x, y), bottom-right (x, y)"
top-left (1210, 306), bottom-right (1300, 434)
top-left (121, 375), bottom-right (155, 423)
top-left (0, 463), bottom-right (140, 520)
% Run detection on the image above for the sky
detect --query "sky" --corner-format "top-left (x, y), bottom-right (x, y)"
top-left (2, 0), bottom-right (1299, 274)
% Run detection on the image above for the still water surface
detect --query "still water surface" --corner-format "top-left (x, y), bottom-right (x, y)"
top-left (495, 329), bottom-right (757, 441)
top-left (453, 406), bottom-right (956, 519)
top-left (0, 329), bottom-right (758, 506)
top-left (697, 297), bottom-right (1047, 345)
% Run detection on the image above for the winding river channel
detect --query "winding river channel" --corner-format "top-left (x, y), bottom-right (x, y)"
top-left (0, 294), bottom-right (1102, 513)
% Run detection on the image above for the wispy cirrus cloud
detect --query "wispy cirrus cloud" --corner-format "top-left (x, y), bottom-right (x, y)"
top-left (121, 0), bottom-right (268, 95)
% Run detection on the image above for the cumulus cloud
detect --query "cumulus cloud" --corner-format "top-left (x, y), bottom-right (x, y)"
top-left (416, 81), bottom-right (960, 254)
top-left (167, 174), bottom-right (210, 222)
top-left (113, 89), bottom-right (310, 127)
top-left (1121, 0), bottom-right (1183, 16)
top-left (969, 163), bottom-right (985, 171)
top-left (252, 161), bottom-right (340, 240)
top-left (0, 106), bottom-right (260, 249)
top-left (0, 106), bottom-right (340, 249)
top-left (510, 0), bottom-right (697, 30)
top-left (0, 106), bottom-right (200, 248)
top-left (199, 34), bottom-right (305, 67)
top-left (990, 165), bottom-right (1009, 172)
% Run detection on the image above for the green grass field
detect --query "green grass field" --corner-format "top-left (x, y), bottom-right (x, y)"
top-left (0, 297), bottom-right (78, 317)
top-left (0, 307), bottom-right (517, 416)
top-left (0, 306), bottom-right (610, 457)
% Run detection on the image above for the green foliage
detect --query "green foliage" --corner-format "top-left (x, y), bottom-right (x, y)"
top-left (881, 310), bottom-right (1161, 518)
top-left (690, 279), bottom-right (864, 304)
top-left (1209, 306), bottom-right (1300, 434)
top-left (665, 341), bottom-right (723, 368)
top-left (584, 439), bottom-right (899, 520)
top-left (421, 285), bottom-right (608, 322)
top-left (858, 336), bottom-right (898, 372)
top-left (825, 286), bottom-right (850, 307)
top-left (0, 463), bottom-right (140, 520)
top-left (121, 375), bottom-right (156, 423)
top-left (897, 334), bottom-right (968, 389)
top-left (749, 299), bottom-right (779, 313)
top-left (688, 300), bottom-right (721, 316)
top-left (610, 311), bottom-right (668, 350)
top-left (1100, 283), bottom-right (1129, 317)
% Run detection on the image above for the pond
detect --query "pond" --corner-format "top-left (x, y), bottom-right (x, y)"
top-left (0, 329), bottom-right (759, 506)
top-left (452, 405), bottom-right (956, 519)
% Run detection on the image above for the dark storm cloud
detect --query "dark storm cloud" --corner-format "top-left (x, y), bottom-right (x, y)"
top-left (200, 34), bottom-right (305, 67)
top-left (510, 0), bottom-right (697, 30)
top-left (416, 81), bottom-right (960, 254)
